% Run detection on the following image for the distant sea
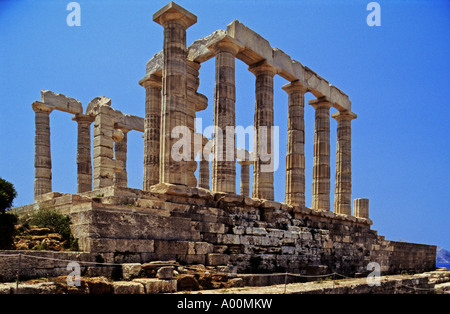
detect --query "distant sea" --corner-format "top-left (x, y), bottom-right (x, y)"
top-left (436, 263), bottom-right (450, 270)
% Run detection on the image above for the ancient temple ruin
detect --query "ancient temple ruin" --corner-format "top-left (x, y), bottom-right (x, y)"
top-left (17, 2), bottom-right (435, 276)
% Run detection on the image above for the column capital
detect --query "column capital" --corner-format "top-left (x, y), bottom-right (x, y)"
top-left (153, 2), bottom-right (197, 29)
top-left (308, 97), bottom-right (333, 110)
top-left (207, 35), bottom-right (243, 56)
top-left (248, 60), bottom-right (277, 77)
top-left (237, 160), bottom-right (252, 166)
top-left (32, 101), bottom-right (54, 114)
top-left (331, 110), bottom-right (357, 121)
top-left (139, 74), bottom-right (162, 89)
top-left (282, 80), bottom-right (308, 94)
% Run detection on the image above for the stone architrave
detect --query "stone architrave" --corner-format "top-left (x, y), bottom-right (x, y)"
top-left (32, 101), bottom-right (54, 200)
top-left (249, 61), bottom-right (277, 201)
top-left (309, 97), bottom-right (333, 211)
top-left (153, 2), bottom-right (197, 186)
top-left (72, 114), bottom-right (94, 193)
top-left (209, 36), bottom-right (241, 193)
top-left (140, 75), bottom-right (162, 190)
top-left (332, 110), bottom-right (357, 215)
top-left (282, 81), bottom-right (308, 208)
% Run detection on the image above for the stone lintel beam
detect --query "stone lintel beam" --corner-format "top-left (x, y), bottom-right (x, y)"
top-left (40, 90), bottom-right (83, 114)
top-left (145, 17), bottom-right (351, 111)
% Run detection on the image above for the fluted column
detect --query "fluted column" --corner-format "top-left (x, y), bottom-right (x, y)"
top-left (153, 2), bottom-right (197, 186)
top-left (210, 37), bottom-right (240, 193)
top-left (114, 129), bottom-right (129, 188)
top-left (282, 81), bottom-right (308, 207)
top-left (141, 76), bottom-right (162, 190)
top-left (249, 61), bottom-right (277, 201)
top-left (332, 110), bottom-right (357, 215)
top-left (238, 160), bottom-right (251, 197)
top-left (72, 114), bottom-right (94, 193)
top-left (32, 101), bottom-right (53, 201)
top-left (309, 97), bottom-right (333, 211)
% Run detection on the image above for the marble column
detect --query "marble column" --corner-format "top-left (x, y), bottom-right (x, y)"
top-left (210, 37), bottom-right (240, 193)
top-left (141, 75), bottom-right (162, 190)
top-left (32, 101), bottom-right (53, 201)
top-left (238, 160), bottom-right (251, 197)
top-left (72, 114), bottom-right (94, 193)
top-left (249, 61), bottom-right (277, 201)
top-left (332, 110), bottom-right (357, 215)
top-left (282, 81), bottom-right (308, 207)
top-left (309, 97), bottom-right (333, 211)
top-left (114, 129), bottom-right (129, 188)
top-left (153, 2), bottom-right (197, 186)
top-left (353, 198), bottom-right (369, 219)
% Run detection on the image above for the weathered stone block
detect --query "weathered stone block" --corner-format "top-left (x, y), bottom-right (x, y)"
top-left (112, 281), bottom-right (144, 294)
top-left (207, 253), bottom-right (229, 266)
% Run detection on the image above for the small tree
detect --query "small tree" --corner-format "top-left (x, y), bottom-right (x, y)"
top-left (0, 177), bottom-right (18, 214)
top-left (0, 178), bottom-right (18, 249)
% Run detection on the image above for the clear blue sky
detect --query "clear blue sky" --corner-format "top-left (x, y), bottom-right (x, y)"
top-left (0, 0), bottom-right (449, 250)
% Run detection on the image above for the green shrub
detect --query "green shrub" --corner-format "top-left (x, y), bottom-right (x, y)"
top-left (28, 208), bottom-right (79, 251)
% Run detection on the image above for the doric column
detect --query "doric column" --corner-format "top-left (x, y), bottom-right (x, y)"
top-left (282, 81), bottom-right (308, 207)
top-left (210, 37), bottom-right (241, 193)
top-left (153, 2), bottom-right (197, 186)
top-left (140, 75), bottom-right (162, 190)
top-left (353, 198), bottom-right (369, 219)
top-left (32, 101), bottom-right (53, 201)
top-left (249, 61), bottom-right (277, 201)
top-left (186, 60), bottom-right (201, 188)
top-left (238, 160), bottom-right (251, 197)
top-left (199, 159), bottom-right (210, 189)
top-left (309, 97), bottom-right (333, 211)
top-left (72, 114), bottom-right (94, 193)
top-left (114, 129), bottom-right (129, 188)
top-left (332, 110), bottom-right (357, 215)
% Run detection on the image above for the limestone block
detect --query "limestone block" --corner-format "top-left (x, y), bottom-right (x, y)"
top-left (304, 67), bottom-right (330, 99)
top-left (40, 90), bottom-right (82, 114)
top-left (207, 253), bottom-right (229, 266)
top-left (188, 30), bottom-right (227, 63)
top-left (245, 227), bottom-right (267, 236)
top-left (194, 242), bottom-right (214, 255)
top-left (272, 48), bottom-right (295, 81)
top-left (132, 278), bottom-right (177, 294)
top-left (112, 281), bottom-right (144, 294)
top-left (121, 263), bottom-right (142, 280)
top-left (226, 20), bottom-right (273, 64)
top-left (85, 96), bottom-right (112, 116)
top-left (157, 266), bottom-right (174, 280)
top-left (330, 85), bottom-right (351, 111)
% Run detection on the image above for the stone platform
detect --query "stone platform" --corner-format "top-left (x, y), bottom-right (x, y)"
top-left (12, 185), bottom-right (436, 277)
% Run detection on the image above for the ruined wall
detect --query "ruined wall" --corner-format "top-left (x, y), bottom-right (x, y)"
top-left (12, 186), bottom-right (432, 277)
